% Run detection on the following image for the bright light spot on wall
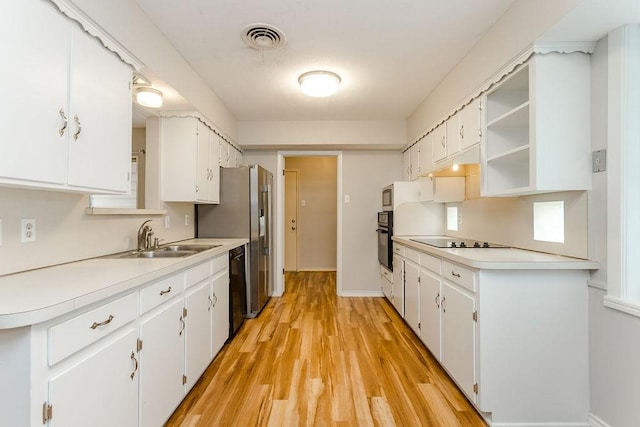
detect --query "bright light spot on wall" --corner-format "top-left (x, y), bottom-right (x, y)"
top-left (447, 206), bottom-right (459, 231)
top-left (533, 201), bottom-right (565, 243)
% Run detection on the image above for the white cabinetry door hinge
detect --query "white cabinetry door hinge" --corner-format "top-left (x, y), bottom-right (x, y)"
top-left (183, 307), bottom-right (188, 317)
top-left (473, 311), bottom-right (478, 322)
top-left (137, 338), bottom-right (143, 352)
top-left (473, 383), bottom-right (479, 394)
top-left (418, 322), bottom-right (421, 330)
top-left (182, 374), bottom-right (187, 385)
top-left (42, 402), bottom-right (53, 424)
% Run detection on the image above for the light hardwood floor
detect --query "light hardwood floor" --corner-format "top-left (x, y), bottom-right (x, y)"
top-left (167, 271), bottom-right (487, 426)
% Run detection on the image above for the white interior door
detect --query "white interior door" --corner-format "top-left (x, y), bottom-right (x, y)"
top-left (284, 170), bottom-right (298, 271)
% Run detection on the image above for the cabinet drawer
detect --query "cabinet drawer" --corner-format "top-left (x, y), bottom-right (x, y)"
top-left (185, 260), bottom-right (212, 288)
top-left (212, 252), bottom-right (229, 274)
top-left (420, 252), bottom-right (441, 274)
top-left (140, 273), bottom-right (184, 314)
top-left (393, 244), bottom-right (405, 257)
top-left (405, 248), bottom-right (420, 264)
top-left (380, 265), bottom-right (393, 283)
top-left (442, 260), bottom-right (476, 292)
top-left (48, 292), bottom-right (138, 366)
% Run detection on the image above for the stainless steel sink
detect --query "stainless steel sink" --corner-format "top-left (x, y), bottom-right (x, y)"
top-left (103, 243), bottom-right (222, 259)
top-left (159, 244), bottom-right (222, 252)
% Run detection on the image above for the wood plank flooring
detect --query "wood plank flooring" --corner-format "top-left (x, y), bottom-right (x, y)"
top-left (166, 271), bottom-right (487, 426)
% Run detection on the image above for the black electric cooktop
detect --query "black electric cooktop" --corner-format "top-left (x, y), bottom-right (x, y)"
top-left (410, 238), bottom-right (510, 249)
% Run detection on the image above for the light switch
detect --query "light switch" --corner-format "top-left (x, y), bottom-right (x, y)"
top-left (593, 149), bottom-right (606, 172)
top-left (344, 195), bottom-right (350, 203)
top-left (301, 200), bottom-right (306, 207)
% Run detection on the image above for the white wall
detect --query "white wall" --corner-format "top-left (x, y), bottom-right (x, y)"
top-left (244, 150), bottom-right (403, 295)
top-left (587, 34), bottom-right (640, 427)
top-left (239, 120), bottom-right (406, 149)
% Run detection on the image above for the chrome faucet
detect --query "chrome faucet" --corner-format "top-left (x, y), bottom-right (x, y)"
top-left (137, 220), bottom-right (154, 251)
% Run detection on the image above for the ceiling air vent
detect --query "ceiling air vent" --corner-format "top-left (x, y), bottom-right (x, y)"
top-left (241, 23), bottom-right (286, 50)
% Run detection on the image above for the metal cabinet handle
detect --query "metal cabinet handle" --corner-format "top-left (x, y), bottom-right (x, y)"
top-left (90, 314), bottom-right (114, 330)
top-left (130, 351), bottom-right (138, 380)
top-left (58, 109), bottom-right (68, 136)
top-left (179, 315), bottom-right (185, 336)
top-left (459, 124), bottom-right (464, 138)
top-left (159, 286), bottom-right (172, 296)
top-left (292, 226), bottom-right (296, 231)
top-left (212, 292), bottom-right (218, 308)
top-left (441, 136), bottom-right (445, 148)
top-left (435, 292), bottom-right (440, 308)
top-left (442, 296), bottom-right (446, 313)
top-left (73, 114), bottom-right (82, 140)
top-left (451, 271), bottom-right (461, 278)
top-left (208, 295), bottom-right (213, 311)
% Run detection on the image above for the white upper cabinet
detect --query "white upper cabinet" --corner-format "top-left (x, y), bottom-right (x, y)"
top-left (419, 177), bottom-right (465, 203)
top-left (482, 53), bottom-right (591, 196)
top-left (418, 133), bottom-right (434, 177)
top-left (458, 98), bottom-right (482, 151)
top-left (160, 117), bottom-right (220, 204)
top-left (445, 112), bottom-right (460, 159)
top-left (432, 122), bottom-right (447, 163)
top-left (0, 0), bottom-right (132, 193)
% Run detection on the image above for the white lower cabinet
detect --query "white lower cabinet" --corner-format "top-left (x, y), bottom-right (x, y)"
top-left (441, 281), bottom-right (476, 402)
top-left (391, 254), bottom-right (404, 316)
top-left (392, 242), bottom-right (590, 425)
top-left (139, 297), bottom-right (185, 427)
top-left (48, 328), bottom-right (139, 427)
top-left (418, 268), bottom-right (441, 361)
top-left (211, 269), bottom-right (230, 357)
top-left (185, 280), bottom-right (213, 390)
top-left (0, 249), bottom-right (235, 426)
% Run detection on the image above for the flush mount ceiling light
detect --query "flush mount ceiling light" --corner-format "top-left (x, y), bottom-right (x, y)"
top-left (136, 87), bottom-right (163, 108)
top-left (298, 71), bottom-right (341, 97)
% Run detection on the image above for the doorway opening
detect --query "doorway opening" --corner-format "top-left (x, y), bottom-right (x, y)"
top-left (276, 151), bottom-right (343, 296)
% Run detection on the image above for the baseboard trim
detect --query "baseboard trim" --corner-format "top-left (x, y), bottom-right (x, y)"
top-left (298, 268), bottom-right (337, 272)
top-left (589, 413), bottom-right (611, 427)
top-left (491, 422), bottom-right (588, 427)
top-left (340, 291), bottom-right (385, 297)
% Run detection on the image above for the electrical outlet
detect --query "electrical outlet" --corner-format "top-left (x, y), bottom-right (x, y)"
top-left (184, 214), bottom-right (190, 226)
top-left (344, 195), bottom-right (350, 203)
top-left (165, 215), bottom-right (171, 229)
top-left (21, 219), bottom-right (36, 243)
top-left (458, 214), bottom-right (463, 225)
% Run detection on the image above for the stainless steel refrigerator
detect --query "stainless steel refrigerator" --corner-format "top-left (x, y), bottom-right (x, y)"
top-left (196, 164), bottom-right (273, 318)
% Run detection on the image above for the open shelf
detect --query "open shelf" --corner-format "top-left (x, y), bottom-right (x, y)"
top-left (485, 148), bottom-right (530, 194)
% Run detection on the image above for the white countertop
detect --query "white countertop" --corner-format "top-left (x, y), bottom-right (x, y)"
top-left (0, 238), bottom-right (247, 329)
top-left (393, 236), bottom-right (599, 270)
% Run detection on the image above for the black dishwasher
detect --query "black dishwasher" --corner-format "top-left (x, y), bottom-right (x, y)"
top-left (228, 245), bottom-right (247, 339)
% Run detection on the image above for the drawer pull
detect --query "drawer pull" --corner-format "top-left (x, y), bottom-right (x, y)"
top-left (435, 292), bottom-right (440, 308)
top-left (130, 351), bottom-right (138, 380)
top-left (159, 286), bottom-right (172, 296)
top-left (212, 292), bottom-right (218, 308)
top-left (89, 314), bottom-right (114, 330)
top-left (451, 271), bottom-right (461, 278)
top-left (179, 315), bottom-right (185, 336)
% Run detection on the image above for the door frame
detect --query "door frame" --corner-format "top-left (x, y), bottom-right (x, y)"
top-left (283, 169), bottom-right (299, 272)
top-left (275, 151), bottom-right (343, 296)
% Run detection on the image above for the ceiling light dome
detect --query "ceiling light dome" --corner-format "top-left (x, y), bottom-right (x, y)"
top-left (298, 71), bottom-right (341, 97)
top-left (136, 87), bottom-right (163, 108)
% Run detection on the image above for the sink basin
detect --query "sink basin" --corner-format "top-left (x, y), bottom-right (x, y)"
top-left (159, 244), bottom-right (222, 252)
top-left (103, 243), bottom-right (222, 259)
top-left (105, 249), bottom-right (198, 259)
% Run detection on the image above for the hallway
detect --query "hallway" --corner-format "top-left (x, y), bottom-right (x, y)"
top-left (167, 271), bottom-right (486, 426)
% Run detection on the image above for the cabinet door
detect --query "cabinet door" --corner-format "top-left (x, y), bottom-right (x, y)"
top-left (139, 298), bottom-right (185, 427)
top-left (0, 0), bottom-right (69, 186)
top-left (185, 280), bottom-right (213, 390)
top-left (404, 260), bottom-right (420, 334)
top-left (67, 26), bottom-right (132, 192)
top-left (418, 133), bottom-right (434, 176)
top-left (419, 269), bottom-right (441, 360)
top-left (161, 117), bottom-right (199, 202)
top-left (196, 124), bottom-right (210, 202)
top-left (441, 282), bottom-right (476, 401)
top-left (459, 98), bottom-right (481, 151)
top-left (391, 255), bottom-right (404, 316)
top-left (219, 138), bottom-right (230, 168)
top-left (48, 328), bottom-right (138, 427)
top-left (402, 149), bottom-right (411, 181)
top-left (432, 123), bottom-right (447, 163)
top-left (410, 144), bottom-right (420, 180)
top-left (211, 270), bottom-right (230, 357)
top-left (207, 133), bottom-right (220, 203)
top-left (446, 113), bottom-right (460, 158)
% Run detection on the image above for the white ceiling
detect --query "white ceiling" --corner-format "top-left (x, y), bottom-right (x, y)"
top-left (134, 0), bottom-right (516, 122)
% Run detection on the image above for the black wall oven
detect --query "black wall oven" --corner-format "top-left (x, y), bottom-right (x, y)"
top-left (377, 211), bottom-right (393, 271)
